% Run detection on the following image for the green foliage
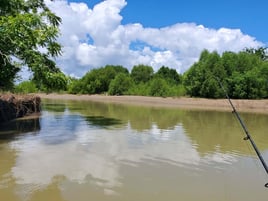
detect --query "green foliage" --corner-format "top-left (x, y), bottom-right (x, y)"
top-left (183, 50), bottom-right (226, 98)
top-left (127, 78), bottom-right (185, 97)
top-left (131, 64), bottom-right (154, 84)
top-left (68, 64), bottom-right (185, 97)
top-left (183, 48), bottom-right (268, 99)
top-left (229, 68), bottom-right (268, 99)
top-left (108, 73), bottom-right (133, 95)
top-left (170, 85), bottom-right (186, 97)
top-left (0, 54), bottom-right (20, 90)
top-left (154, 66), bottom-right (182, 85)
top-left (128, 83), bottom-right (150, 96)
top-left (0, 0), bottom-right (62, 90)
top-left (40, 71), bottom-right (68, 92)
top-left (74, 65), bottom-right (129, 94)
top-left (67, 78), bottom-right (83, 94)
top-left (149, 78), bottom-right (169, 97)
top-left (244, 47), bottom-right (268, 61)
top-left (14, 80), bottom-right (37, 93)
top-left (221, 51), bottom-right (238, 76)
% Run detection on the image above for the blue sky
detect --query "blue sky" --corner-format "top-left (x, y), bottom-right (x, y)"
top-left (69, 0), bottom-right (267, 43)
top-left (123, 0), bottom-right (266, 42)
top-left (42, 0), bottom-right (264, 77)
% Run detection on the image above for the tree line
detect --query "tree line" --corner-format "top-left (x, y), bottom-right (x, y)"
top-left (13, 46), bottom-right (268, 99)
top-left (67, 64), bottom-right (184, 97)
top-left (1, 1), bottom-right (268, 99)
top-left (184, 48), bottom-right (268, 99)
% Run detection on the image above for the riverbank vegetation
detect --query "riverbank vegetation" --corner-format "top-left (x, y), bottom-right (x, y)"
top-left (1, 1), bottom-right (268, 99)
top-left (184, 48), bottom-right (268, 99)
top-left (12, 47), bottom-right (268, 99)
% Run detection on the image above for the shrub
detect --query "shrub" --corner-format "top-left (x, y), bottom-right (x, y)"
top-left (108, 73), bottom-right (133, 95)
top-left (14, 81), bottom-right (38, 93)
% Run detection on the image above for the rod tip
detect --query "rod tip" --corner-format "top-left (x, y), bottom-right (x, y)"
top-left (265, 183), bottom-right (268, 188)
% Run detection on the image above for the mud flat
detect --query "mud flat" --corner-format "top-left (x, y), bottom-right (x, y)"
top-left (38, 93), bottom-right (268, 114)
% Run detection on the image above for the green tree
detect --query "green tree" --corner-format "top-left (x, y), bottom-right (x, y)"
top-left (79, 65), bottom-right (129, 94)
top-left (183, 48), bottom-right (268, 99)
top-left (244, 47), bottom-right (268, 61)
top-left (108, 73), bottom-right (133, 95)
top-left (149, 78), bottom-right (169, 97)
top-left (0, 0), bottom-right (62, 90)
top-left (236, 51), bottom-right (261, 73)
top-left (221, 51), bottom-right (238, 76)
top-left (131, 64), bottom-right (154, 84)
top-left (183, 63), bottom-right (202, 97)
top-left (183, 50), bottom-right (226, 98)
top-left (229, 67), bottom-right (268, 99)
top-left (14, 80), bottom-right (37, 93)
top-left (68, 78), bottom-right (84, 94)
top-left (128, 83), bottom-right (150, 96)
top-left (155, 66), bottom-right (181, 85)
top-left (42, 71), bottom-right (68, 92)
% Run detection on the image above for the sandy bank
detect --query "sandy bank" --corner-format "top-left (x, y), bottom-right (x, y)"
top-left (37, 93), bottom-right (268, 114)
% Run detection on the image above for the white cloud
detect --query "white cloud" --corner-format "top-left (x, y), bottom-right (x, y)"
top-left (44, 0), bottom-right (263, 77)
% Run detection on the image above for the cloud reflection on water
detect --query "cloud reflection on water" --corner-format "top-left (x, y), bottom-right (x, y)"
top-left (9, 109), bottom-right (238, 199)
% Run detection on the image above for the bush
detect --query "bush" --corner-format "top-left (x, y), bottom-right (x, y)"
top-left (128, 83), bottom-right (150, 96)
top-left (14, 81), bottom-right (38, 93)
top-left (168, 85), bottom-right (186, 97)
top-left (108, 73), bottom-right (133, 95)
top-left (78, 65), bottom-right (129, 94)
top-left (149, 78), bottom-right (169, 97)
top-left (67, 78), bottom-right (83, 94)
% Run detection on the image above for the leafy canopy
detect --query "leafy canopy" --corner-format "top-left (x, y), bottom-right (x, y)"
top-left (131, 64), bottom-right (154, 84)
top-left (0, 0), bottom-right (62, 89)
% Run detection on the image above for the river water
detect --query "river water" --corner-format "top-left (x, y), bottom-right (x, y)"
top-left (0, 99), bottom-right (268, 201)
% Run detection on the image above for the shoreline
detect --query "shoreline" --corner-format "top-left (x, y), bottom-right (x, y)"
top-left (37, 93), bottom-right (268, 114)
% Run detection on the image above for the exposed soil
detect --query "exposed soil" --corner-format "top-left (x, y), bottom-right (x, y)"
top-left (0, 94), bottom-right (41, 124)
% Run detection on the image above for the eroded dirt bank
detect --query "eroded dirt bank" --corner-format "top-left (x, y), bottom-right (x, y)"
top-left (0, 94), bottom-right (41, 124)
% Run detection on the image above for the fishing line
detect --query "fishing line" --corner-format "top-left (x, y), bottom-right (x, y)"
top-left (214, 76), bottom-right (268, 188)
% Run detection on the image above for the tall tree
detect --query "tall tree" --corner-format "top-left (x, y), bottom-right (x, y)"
top-left (0, 0), bottom-right (62, 90)
top-left (155, 66), bottom-right (181, 85)
top-left (131, 64), bottom-right (154, 84)
top-left (78, 65), bottom-right (129, 94)
top-left (108, 73), bottom-right (133, 95)
top-left (183, 50), bottom-right (226, 98)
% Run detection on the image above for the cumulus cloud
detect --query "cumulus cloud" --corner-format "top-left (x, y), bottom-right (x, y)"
top-left (44, 0), bottom-right (263, 77)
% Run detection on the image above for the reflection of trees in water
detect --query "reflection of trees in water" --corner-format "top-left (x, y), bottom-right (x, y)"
top-left (66, 100), bottom-right (185, 131)
top-left (182, 110), bottom-right (268, 155)
top-left (125, 107), bottom-right (185, 132)
top-left (42, 102), bottom-right (67, 113)
top-left (0, 117), bottom-right (40, 140)
top-left (84, 116), bottom-right (122, 128)
top-left (42, 99), bottom-right (268, 155)
top-left (238, 113), bottom-right (268, 146)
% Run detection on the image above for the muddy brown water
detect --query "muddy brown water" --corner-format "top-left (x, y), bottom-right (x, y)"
top-left (0, 99), bottom-right (268, 201)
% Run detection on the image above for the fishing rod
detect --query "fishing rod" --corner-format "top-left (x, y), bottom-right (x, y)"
top-left (215, 77), bottom-right (268, 188)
